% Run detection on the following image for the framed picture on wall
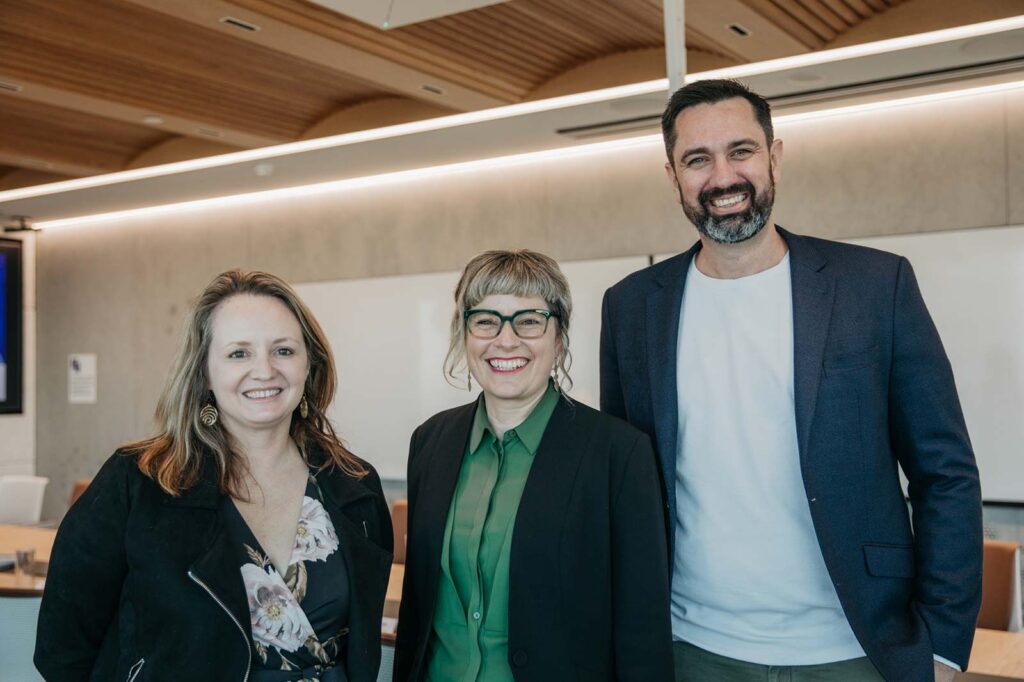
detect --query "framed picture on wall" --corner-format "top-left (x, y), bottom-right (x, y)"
top-left (0, 238), bottom-right (23, 414)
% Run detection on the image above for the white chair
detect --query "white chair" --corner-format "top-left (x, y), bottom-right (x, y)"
top-left (0, 475), bottom-right (49, 525)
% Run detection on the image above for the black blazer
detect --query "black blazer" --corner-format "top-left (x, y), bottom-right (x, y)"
top-left (35, 448), bottom-right (393, 682)
top-left (600, 227), bottom-right (982, 681)
top-left (394, 396), bottom-right (673, 682)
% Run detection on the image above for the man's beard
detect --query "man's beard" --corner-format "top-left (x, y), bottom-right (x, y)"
top-left (681, 176), bottom-right (775, 245)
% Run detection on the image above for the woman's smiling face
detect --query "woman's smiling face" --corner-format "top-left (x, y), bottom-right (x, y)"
top-left (206, 294), bottom-right (309, 437)
top-left (465, 294), bottom-right (560, 409)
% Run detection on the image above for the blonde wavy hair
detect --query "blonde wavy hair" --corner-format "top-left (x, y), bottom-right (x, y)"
top-left (444, 249), bottom-right (573, 392)
top-left (127, 269), bottom-right (364, 497)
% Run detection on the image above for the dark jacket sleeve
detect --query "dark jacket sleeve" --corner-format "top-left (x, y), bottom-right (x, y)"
top-left (600, 288), bottom-right (627, 420)
top-left (611, 431), bottom-right (674, 681)
top-left (888, 258), bottom-right (982, 669)
top-left (393, 427), bottom-right (424, 682)
top-left (35, 453), bottom-right (133, 681)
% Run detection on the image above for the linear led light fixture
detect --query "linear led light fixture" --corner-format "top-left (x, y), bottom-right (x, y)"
top-left (4, 15), bottom-right (1024, 205)
top-left (34, 77), bottom-right (1024, 233)
top-left (0, 78), bottom-right (667, 203)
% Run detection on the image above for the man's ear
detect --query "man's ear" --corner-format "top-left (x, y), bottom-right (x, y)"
top-left (769, 138), bottom-right (783, 183)
top-left (664, 161), bottom-right (683, 205)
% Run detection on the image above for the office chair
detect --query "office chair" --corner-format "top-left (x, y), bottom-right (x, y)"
top-left (0, 475), bottom-right (49, 525)
top-left (978, 539), bottom-right (1022, 631)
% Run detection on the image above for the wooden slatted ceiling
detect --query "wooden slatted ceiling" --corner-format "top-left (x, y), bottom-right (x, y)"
top-left (231, 0), bottom-right (711, 102)
top-left (740, 0), bottom-right (907, 45)
top-left (0, 96), bottom-right (169, 174)
top-left (0, 0), bottom-right (385, 141)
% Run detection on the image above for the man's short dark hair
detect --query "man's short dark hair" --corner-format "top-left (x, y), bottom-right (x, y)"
top-left (661, 79), bottom-right (774, 163)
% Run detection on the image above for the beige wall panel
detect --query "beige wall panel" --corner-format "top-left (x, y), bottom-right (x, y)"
top-left (539, 143), bottom-right (696, 258)
top-left (1008, 89), bottom-right (1024, 225)
top-left (773, 93), bottom-right (1008, 239)
top-left (34, 87), bottom-right (1017, 517)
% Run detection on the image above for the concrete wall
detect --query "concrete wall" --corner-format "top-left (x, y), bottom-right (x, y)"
top-left (32, 84), bottom-right (1024, 519)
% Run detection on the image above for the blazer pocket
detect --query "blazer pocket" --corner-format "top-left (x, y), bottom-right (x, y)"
top-left (863, 543), bottom-right (915, 578)
top-left (823, 346), bottom-right (880, 376)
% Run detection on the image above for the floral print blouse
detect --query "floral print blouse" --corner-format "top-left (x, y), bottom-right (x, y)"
top-left (225, 475), bottom-right (350, 682)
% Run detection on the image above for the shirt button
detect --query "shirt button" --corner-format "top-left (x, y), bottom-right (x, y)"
top-left (512, 650), bottom-right (528, 667)
top-left (472, 611), bottom-right (481, 620)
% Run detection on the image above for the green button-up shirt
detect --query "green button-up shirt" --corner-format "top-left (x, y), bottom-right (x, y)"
top-left (425, 382), bottom-right (560, 682)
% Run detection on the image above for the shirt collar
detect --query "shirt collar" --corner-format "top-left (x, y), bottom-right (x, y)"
top-left (468, 379), bottom-right (561, 454)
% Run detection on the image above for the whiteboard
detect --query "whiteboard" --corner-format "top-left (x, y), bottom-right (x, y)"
top-left (849, 226), bottom-right (1024, 504)
top-left (296, 256), bottom-right (648, 479)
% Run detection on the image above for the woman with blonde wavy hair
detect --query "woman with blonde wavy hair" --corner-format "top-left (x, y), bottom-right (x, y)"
top-left (36, 269), bottom-right (393, 682)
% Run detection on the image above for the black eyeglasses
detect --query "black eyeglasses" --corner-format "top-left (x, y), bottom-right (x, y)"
top-left (463, 309), bottom-right (556, 339)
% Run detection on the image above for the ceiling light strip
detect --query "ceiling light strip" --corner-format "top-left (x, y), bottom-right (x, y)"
top-left (4, 16), bottom-right (1023, 205)
top-left (33, 77), bottom-right (1024, 233)
top-left (34, 135), bottom-right (659, 232)
top-left (0, 79), bottom-right (668, 203)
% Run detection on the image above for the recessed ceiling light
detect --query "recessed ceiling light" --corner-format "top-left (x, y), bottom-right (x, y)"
top-left (254, 163), bottom-right (274, 177)
top-left (143, 115), bottom-right (165, 126)
top-left (196, 127), bottom-right (223, 138)
top-left (220, 16), bottom-right (260, 32)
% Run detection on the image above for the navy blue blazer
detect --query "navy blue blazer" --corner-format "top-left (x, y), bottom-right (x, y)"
top-left (599, 227), bottom-right (982, 681)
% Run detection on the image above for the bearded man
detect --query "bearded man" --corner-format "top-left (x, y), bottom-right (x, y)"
top-left (599, 79), bottom-right (982, 682)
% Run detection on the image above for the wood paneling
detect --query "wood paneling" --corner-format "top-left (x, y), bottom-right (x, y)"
top-left (0, 96), bottom-right (169, 175)
top-left (0, 0), bottom-right (381, 141)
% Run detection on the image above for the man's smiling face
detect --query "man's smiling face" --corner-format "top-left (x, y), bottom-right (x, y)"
top-left (665, 97), bottom-right (783, 244)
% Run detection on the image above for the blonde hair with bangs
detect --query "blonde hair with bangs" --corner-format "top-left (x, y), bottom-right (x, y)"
top-left (444, 250), bottom-right (573, 391)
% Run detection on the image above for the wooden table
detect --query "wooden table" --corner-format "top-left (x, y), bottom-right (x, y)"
top-left (968, 627), bottom-right (1024, 678)
top-left (0, 524), bottom-right (56, 597)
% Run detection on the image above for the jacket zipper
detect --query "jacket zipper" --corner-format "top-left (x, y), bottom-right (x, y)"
top-left (126, 658), bottom-right (145, 682)
top-left (188, 570), bottom-right (251, 682)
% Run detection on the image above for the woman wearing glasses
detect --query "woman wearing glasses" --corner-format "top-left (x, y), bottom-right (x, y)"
top-left (394, 250), bottom-right (672, 681)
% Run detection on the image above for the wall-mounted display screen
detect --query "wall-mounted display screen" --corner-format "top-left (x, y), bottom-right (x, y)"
top-left (0, 238), bottom-right (23, 413)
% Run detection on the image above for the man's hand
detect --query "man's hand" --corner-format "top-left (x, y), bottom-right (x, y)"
top-left (934, 661), bottom-right (957, 682)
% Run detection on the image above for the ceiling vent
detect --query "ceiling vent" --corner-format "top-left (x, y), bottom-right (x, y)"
top-left (0, 80), bottom-right (24, 93)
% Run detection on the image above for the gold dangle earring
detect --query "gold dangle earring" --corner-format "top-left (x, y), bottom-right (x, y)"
top-left (199, 401), bottom-right (219, 427)
top-left (299, 395), bottom-right (309, 419)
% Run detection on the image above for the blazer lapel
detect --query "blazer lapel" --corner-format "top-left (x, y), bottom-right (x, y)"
top-left (508, 398), bottom-right (585, 634)
top-left (646, 243), bottom-right (699, 498)
top-left (781, 228), bottom-right (835, 464)
top-left (414, 402), bottom-right (477, 622)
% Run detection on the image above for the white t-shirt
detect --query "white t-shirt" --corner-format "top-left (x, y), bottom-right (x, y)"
top-left (671, 252), bottom-right (865, 665)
